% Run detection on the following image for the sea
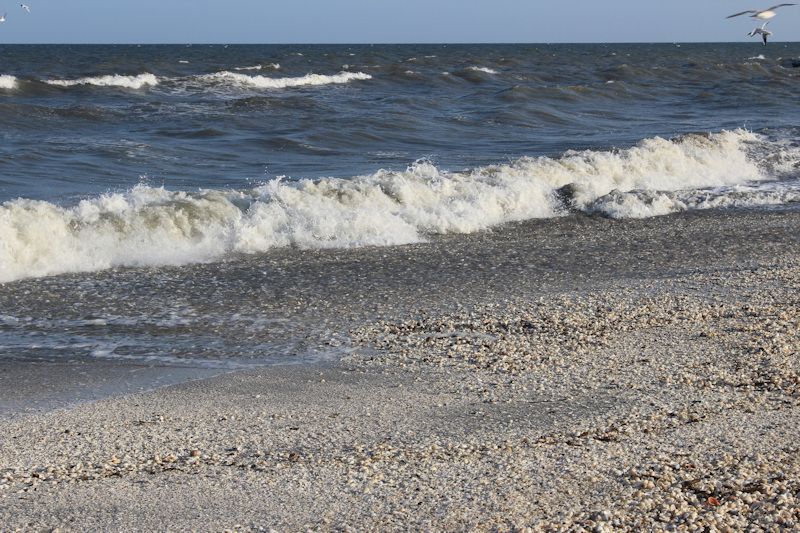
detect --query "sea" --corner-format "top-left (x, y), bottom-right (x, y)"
top-left (1, 43), bottom-right (799, 370)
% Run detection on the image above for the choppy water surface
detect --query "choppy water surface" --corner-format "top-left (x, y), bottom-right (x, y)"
top-left (1, 43), bottom-right (799, 366)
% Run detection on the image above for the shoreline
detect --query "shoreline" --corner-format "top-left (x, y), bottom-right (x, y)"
top-left (2, 207), bottom-right (798, 417)
top-left (1, 208), bottom-right (798, 529)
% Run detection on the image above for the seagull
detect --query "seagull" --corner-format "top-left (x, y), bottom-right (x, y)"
top-left (0, 13), bottom-right (6, 22)
top-left (727, 4), bottom-right (796, 19)
top-left (748, 22), bottom-right (773, 44)
top-left (20, 3), bottom-right (30, 13)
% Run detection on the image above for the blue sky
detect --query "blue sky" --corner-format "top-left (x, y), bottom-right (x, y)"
top-left (0, 1), bottom-right (798, 43)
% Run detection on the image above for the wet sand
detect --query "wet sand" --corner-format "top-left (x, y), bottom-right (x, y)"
top-left (0, 209), bottom-right (798, 530)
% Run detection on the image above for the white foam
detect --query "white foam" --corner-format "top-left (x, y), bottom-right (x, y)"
top-left (44, 73), bottom-right (159, 89)
top-left (590, 191), bottom-right (688, 219)
top-left (551, 130), bottom-right (766, 208)
top-left (0, 130), bottom-right (790, 283)
top-left (0, 75), bottom-right (18, 90)
top-left (233, 64), bottom-right (280, 71)
top-left (468, 66), bottom-right (498, 74)
top-left (591, 182), bottom-right (800, 219)
top-left (200, 71), bottom-right (371, 89)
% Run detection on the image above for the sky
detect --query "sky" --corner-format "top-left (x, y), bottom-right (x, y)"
top-left (0, 0), bottom-right (798, 44)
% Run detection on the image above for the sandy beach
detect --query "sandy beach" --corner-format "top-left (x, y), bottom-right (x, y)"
top-left (0, 209), bottom-right (798, 531)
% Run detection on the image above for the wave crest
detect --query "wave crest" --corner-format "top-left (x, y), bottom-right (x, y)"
top-left (468, 66), bottom-right (498, 74)
top-left (234, 64), bottom-right (280, 71)
top-left (1, 130), bottom-right (792, 283)
top-left (44, 73), bottom-right (159, 89)
top-left (0, 75), bottom-right (18, 90)
top-left (199, 71), bottom-right (372, 89)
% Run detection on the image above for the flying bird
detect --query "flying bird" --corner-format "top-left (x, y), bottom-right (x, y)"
top-left (727, 4), bottom-right (796, 20)
top-left (20, 3), bottom-right (30, 13)
top-left (748, 22), bottom-right (773, 44)
top-left (0, 13), bottom-right (6, 22)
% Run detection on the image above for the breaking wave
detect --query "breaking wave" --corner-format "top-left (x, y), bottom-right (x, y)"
top-left (1, 130), bottom-right (796, 283)
top-left (0, 75), bottom-right (18, 90)
top-left (233, 64), bottom-right (280, 71)
top-left (468, 66), bottom-right (498, 74)
top-left (198, 71), bottom-right (372, 89)
top-left (590, 181), bottom-right (800, 219)
top-left (9, 70), bottom-right (367, 93)
top-left (44, 73), bottom-right (160, 89)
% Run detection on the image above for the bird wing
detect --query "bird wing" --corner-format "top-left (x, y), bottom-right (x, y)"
top-left (727, 10), bottom-right (756, 18)
top-left (764, 4), bottom-right (797, 10)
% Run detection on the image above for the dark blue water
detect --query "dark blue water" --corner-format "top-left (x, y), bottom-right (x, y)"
top-left (2, 43), bottom-right (800, 203)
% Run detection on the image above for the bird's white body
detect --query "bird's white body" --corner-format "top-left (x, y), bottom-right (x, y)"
top-left (728, 4), bottom-right (794, 43)
top-left (0, 13), bottom-right (6, 22)
top-left (748, 22), bottom-right (774, 44)
top-left (749, 22), bottom-right (771, 32)
top-left (727, 4), bottom-right (796, 20)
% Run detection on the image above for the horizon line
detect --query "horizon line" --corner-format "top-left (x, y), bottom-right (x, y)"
top-left (1, 41), bottom-right (799, 46)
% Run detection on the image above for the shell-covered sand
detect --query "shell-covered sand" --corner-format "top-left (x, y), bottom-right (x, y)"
top-left (1, 211), bottom-right (798, 531)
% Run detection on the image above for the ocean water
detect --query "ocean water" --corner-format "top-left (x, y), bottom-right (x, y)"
top-left (1, 44), bottom-right (800, 368)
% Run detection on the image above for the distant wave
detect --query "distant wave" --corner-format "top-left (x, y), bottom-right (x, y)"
top-left (11, 70), bottom-right (367, 93)
top-left (44, 73), bottom-right (159, 89)
top-left (233, 64), bottom-right (280, 71)
top-left (3, 130), bottom-right (796, 283)
top-left (199, 71), bottom-right (371, 89)
top-left (0, 75), bottom-right (18, 90)
top-left (468, 66), bottom-right (498, 74)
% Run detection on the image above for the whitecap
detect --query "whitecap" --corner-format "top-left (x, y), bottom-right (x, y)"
top-left (0, 74), bottom-right (18, 90)
top-left (199, 71), bottom-right (371, 89)
top-left (45, 73), bottom-right (159, 89)
top-left (467, 66), bottom-right (498, 74)
top-left (233, 63), bottom-right (280, 71)
top-left (0, 130), bottom-right (791, 283)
